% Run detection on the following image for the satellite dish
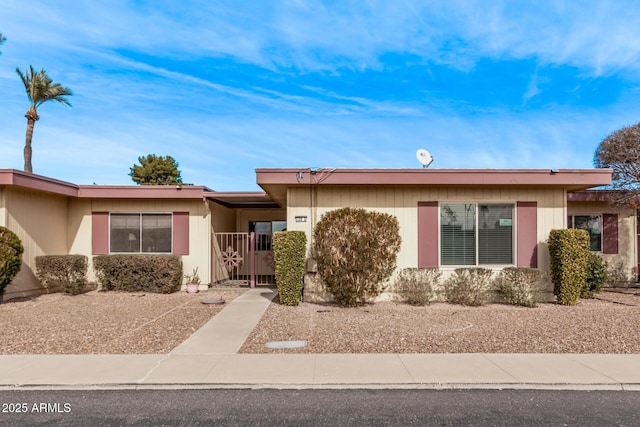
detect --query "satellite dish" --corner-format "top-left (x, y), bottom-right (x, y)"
top-left (416, 149), bottom-right (434, 168)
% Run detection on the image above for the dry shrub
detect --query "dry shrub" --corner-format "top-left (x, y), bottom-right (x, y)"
top-left (496, 267), bottom-right (545, 308)
top-left (313, 207), bottom-right (401, 306)
top-left (36, 255), bottom-right (88, 295)
top-left (394, 268), bottom-right (441, 305)
top-left (444, 268), bottom-right (492, 306)
top-left (93, 254), bottom-right (182, 293)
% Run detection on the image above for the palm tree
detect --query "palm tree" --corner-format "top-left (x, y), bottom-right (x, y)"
top-left (0, 33), bottom-right (6, 55)
top-left (16, 66), bottom-right (72, 173)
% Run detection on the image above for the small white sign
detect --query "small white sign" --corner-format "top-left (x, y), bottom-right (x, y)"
top-left (499, 219), bottom-right (512, 226)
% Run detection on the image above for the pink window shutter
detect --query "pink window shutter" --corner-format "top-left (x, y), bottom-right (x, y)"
top-left (172, 212), bottom-right (189, 255)
top-left (417, 202), bottom-right (438, 268)
top-left (602, 214), bottom-right (618, 254)
top-left (92, 212), bottom-right (109, 255)
top-left (516, 202), bottom-right (538, 268)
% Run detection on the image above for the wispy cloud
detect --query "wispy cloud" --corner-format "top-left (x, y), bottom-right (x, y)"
top-left (1, 0), bottom-right (639, 190)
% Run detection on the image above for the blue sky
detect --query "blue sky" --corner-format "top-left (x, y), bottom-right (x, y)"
top-left (1, 1), bottom-right (640, 191)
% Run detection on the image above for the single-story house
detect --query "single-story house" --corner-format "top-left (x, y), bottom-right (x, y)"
top-left (1, 167), bottom-right (635, 301)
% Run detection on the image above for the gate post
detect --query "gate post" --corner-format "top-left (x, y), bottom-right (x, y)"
top-left (249, 232), bottom-right (256, 288)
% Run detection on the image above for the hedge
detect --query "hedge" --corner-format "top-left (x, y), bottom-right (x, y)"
top-left (547, 229), bottom-right (590, 305)
top-left (273, 231), bottom-right (307, 305)
top-left (93, 254), bottom-right (182, 293)
top-left (36, 255), bottom-right (88, 295)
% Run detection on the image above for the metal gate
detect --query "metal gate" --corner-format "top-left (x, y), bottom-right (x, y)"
top-left (212, 232), bottom-right (275, 287)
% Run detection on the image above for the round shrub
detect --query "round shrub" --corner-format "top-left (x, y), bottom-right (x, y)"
top-left (313, 207), bottom-right (401, 306)
top-left (496, 267), bottom-right (545, 308)
top-left (444, 267), bottom-right (492, 306)
top-left (395, 268), bottom-right (441, 305)
top-left (0, 226), bottom-right (24, 297)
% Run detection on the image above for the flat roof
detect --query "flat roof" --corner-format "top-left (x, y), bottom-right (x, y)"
top-left (0, 169), bottom-right (79, 197)
top-left (256, 168), bottom-right (613, 206)
top-left (204, 191), bottom-right (281, 209)
top-left (0, 169), bottom-right (280, 207)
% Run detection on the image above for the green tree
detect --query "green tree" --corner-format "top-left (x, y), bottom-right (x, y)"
top-left (16, 66), bottom-right (72, 173)
top-left (594, 122), bottom-right (640, 206)
top-left (129, 154), bottom-right (184, 185)
top-left (0, 33), bottom-right (6, 55)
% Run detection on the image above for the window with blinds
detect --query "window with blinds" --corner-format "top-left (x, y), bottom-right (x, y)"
top-left (110, 213), bottom-right (172, 253)
top-left (440, 203), bottom-right (514, 265)
top-left (478, 204), bottom-right (513, 264)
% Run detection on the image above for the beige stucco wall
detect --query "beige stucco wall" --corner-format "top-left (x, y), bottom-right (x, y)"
top-left (2, 187), bottom-right (69, 299)
top-left (68, 198), bottom-right (213, 285)
top-left (567, 201), bottom-right (636, 283)
top-left (209, 201), bottom-right (236, 233)
top-left (287, 185), bottom-right (569, 278)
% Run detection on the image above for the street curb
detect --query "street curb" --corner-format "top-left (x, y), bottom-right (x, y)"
top-left (1, 382), bottom-right (639, 392)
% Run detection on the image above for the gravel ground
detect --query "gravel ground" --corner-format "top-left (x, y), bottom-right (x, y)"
top-left (0, 288), bottom-right (244, 354)
top-left (2, 287), bottom-right (639, 355)
top-left (239, 288), bottom-right (640, 354)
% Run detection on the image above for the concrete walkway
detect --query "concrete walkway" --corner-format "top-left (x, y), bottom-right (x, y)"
top-left (1, 288), bottom-right (639, 391)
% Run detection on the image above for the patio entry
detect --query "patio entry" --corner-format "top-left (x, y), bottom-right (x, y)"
top-left (212, 232), bottom-right (276, 287)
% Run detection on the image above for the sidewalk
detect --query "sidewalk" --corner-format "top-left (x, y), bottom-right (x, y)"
top-left (0, 288), bottom-right (639, 391)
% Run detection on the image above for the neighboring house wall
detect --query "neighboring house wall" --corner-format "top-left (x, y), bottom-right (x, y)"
top-left (567, 200), bottom-right (636, 283)
top-left (2, 187), bottom-right (69, 299)
top-left (287, 185), bottom-right (567, 278)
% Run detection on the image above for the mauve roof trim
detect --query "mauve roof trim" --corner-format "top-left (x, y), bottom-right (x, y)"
top-left (256, 168), bottom-right (612, 186)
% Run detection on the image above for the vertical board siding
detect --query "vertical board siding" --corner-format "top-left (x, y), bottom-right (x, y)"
top-left (172, 212), bottom-right (189, 255)
top-left (91, 212), bottom-right (109, 255)
top-left (417, 202), bottom-right (438, 268)
top-left (603, 213), bottom-right (619, 254)
top-left (516, 201), bottom-right (538, 268)
top-left (290, 186), bottom-right (565, 274)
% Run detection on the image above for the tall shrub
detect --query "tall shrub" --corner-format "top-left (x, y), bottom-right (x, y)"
top-left (0, 226), bottom-right (24, 299)
top-left (583, 252), bottom-right (607, 298)
top-left (273, 231), bottom-right (307, 306)
top-left (36, 255), bottom-right (88, 295)
top-left (93, 254), bottom-right (182, 293)
top-left (547, 229), bottom-right (590, 305)
top-left (313, 207), bottom-right (401, 306)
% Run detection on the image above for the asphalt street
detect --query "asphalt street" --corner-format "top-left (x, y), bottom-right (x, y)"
top-left (1, 389), bottom-right (639, 426)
